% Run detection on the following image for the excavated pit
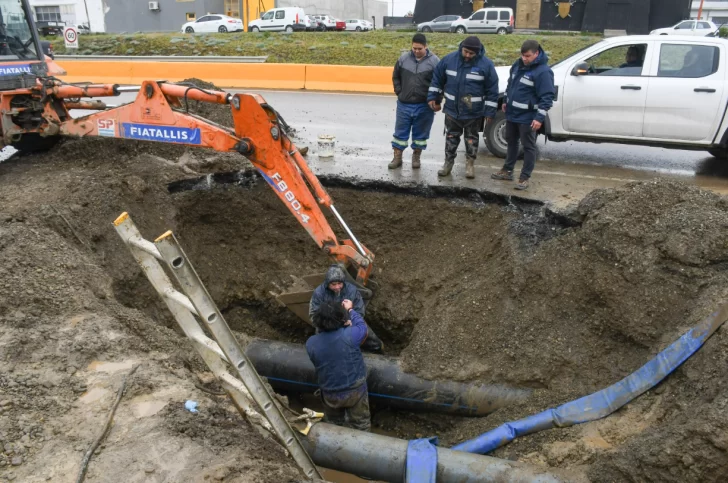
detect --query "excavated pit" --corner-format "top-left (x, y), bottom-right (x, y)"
top-left (1, 91), bottom-right (728, 481)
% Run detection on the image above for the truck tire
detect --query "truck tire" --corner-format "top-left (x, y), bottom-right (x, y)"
top-left (456, 26), bottom-right (467, 34)
top-left (11, 134), bottom-right (60, 156)
top-left (708, 146), bottom-right (728, 159)
top-left (497, 27), bottom-right (508, 35)
top-left (484, 111), bottom-right (522, 158)
top-left (285, 25), bottom-right (294, 32)
top-left (251, 26), bottom-right (260, 32)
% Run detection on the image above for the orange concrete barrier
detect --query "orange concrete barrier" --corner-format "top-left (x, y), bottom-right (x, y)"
top-left (59, 61), bottom-right (307, 90)
top-left (57, 61), bottom-right (396, 93)
top-left (304, 65), bottom-right (392, 93)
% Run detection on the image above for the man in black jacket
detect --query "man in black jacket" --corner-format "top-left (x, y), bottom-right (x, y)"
top-left (390, 33), bottom-right (440, 170)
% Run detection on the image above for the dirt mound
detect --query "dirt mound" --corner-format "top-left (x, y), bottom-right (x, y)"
top-left (1, 132), bottom-right (727, 482)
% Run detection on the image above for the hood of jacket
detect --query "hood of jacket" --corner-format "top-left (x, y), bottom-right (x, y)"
top-left (324, 264), bottom-right (347, 287)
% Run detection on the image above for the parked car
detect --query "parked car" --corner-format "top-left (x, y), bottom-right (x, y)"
top-left (345, 19), bottom-right (369, 31)
top-left (76, 24), bottom-right (90, 35)
top-left (248, 7), bottom-right (306, 32)
top-left (182, 14), bottom-right (243, 33)
top-left (305, 15), bottom-right (327, 32)
top-left (450, 8), bottom-right (513, 35)
top-left (335, 19), bottom-right (346, 31)
top-left (481, 35), bottom-right (728, 160)
top-left (363, 20), bottom-right (374, 30)
top-left (36, 20), bottom-right (64, 36)
top-left (311, 14), bottom-right (337, 31)
top-left (417, 15), bottom-right (460, 32)
top-left (651, 20), bottom-right (717, 36)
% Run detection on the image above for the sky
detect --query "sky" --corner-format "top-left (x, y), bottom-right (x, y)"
top-left (387, 0), bottom-right (418, 16)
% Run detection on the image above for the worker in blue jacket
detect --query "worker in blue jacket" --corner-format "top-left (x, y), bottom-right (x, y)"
top-left (306, 299), bottom-right (371, 431)
top-left (427, 36), bottom-right (499, 179)
top-left (492, 40), bottom-right (555, 190)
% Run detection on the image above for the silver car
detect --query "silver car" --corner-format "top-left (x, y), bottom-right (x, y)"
top-left (417, 15), bottom-right (461, 33)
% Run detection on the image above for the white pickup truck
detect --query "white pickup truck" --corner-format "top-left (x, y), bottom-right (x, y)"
top-left (484, 35), bottom-right (728, 159)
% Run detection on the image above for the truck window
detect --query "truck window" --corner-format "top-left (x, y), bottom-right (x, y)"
top-left (584, 44), bottom-right (647, 76)
top-left (500, 11), bottom-right (511, 21)
top-left (471, 12), bottom-right (485, 21)
top-left (486, 11), bottom-right (498, 20)
top-left (275, 10), bottom-right (285, 19)
top-left (262, 11), bottom-right (274, 20)
top-left (658, 44), bottom-right (719, 78)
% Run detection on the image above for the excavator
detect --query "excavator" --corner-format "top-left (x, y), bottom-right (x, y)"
top-left (0, 0), bottom-right (374, 318)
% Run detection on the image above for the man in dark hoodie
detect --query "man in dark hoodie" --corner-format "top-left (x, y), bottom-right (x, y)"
top-left (309, 264), bottom-right (384, 353)
top-left (389, 33), bottom-right (440, 170)
top-left (491, 40), bottom-right (555, 190)
top-left (427, 36), bottom-right (499, 179)
top-left (306, 299), bottom-right (371, 431)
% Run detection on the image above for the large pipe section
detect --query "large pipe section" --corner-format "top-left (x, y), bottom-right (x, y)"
top-left (245, 339), bottom-right (530, 416)
top-left (300, 422), bottom-right (587, 483)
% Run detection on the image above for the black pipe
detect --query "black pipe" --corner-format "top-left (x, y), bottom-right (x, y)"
top-left (300, 422), bottom-right (588, 483)
top-left (245, 339), bottom-right (530, 416)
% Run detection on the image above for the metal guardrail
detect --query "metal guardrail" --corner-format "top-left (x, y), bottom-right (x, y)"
top-left (56, 54), bottom-right (268, 63)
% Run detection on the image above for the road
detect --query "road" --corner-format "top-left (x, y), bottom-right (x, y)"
top-left (71, 89), bottom-right (728, 209)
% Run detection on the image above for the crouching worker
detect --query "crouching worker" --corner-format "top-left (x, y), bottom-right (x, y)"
top-left (310, 264), bottom-right (384, 353)
top-left (306, 299), bottom-right (371, 431)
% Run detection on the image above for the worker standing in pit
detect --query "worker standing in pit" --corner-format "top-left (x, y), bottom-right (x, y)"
top-left (309, 264), bottom-right (384, 353)
top-left (306, 300), bottom-right (371, 431)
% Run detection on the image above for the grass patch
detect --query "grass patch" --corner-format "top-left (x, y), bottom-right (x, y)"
top-left (45, 31), bottom-right (600, 66)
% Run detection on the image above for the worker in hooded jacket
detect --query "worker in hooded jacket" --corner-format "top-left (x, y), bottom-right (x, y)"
top-left (309, 264), bottom-right (384, 353)
top-left (491, 40), bottom-right (555, 190)
top-left (427, 36), bottom-right (499, 179)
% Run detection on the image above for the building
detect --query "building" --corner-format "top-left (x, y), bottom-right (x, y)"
top-left (690, 0), bottom-right (728, 24)
top-left (28, 0), bottom-right (386, 34)
top-left (414, 0), bottom-right (691, 34)
top-left (29, 0), bottom-right (105, 32)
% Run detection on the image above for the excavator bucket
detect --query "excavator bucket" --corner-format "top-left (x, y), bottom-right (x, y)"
top-left (277, 271), bottom-right (373, 326)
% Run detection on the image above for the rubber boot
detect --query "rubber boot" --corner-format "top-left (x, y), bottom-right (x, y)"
top-left (465, 157), bottom-right (475, 179)
top-left (388, 148), bottom-right (403, 169)
top-left (411, 149), bottom-right (422, 169)
top-left (438, 159), bottom-right (454, 177)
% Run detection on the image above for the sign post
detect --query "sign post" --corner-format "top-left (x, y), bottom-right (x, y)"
top-left (63, 26), bottom-right (78, 49)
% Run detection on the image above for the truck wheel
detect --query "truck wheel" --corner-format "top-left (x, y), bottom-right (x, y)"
top-left (285, 25), bottom-right (294, 32)
top-left (497, 28), bottom-right (507, 35)
top-left (484, 111), bottom-right (523, 159)
top-left (456, 26), bottom-right (466, 34)
top-left (10, 134), bottom-right (60, 156)
top-left (423, 26), bottom-right (432, 33)
top-left (708, 146), bottom-right (728, 159)
top-left (251, 26), bottom-right (260, 32)
top-left (186, 27), bottom-right (194, 33)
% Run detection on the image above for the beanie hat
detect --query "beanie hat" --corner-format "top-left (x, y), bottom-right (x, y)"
top-left (461, 36), bottom-right (482, 52)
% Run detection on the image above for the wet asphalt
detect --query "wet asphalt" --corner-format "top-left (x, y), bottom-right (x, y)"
top-left (73, 89), bottom-right (728, 209)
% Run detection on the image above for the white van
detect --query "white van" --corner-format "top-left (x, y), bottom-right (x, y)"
top-left (248, 7), bottom-right (306, 32)
top-left (450, 8), bottom-right (514, 35)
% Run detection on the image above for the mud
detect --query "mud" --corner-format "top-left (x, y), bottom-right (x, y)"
top-left (1, 129), bottom-right (727, 482)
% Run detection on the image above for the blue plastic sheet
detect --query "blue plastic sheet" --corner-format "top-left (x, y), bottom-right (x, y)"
top-left (453, 306), bottom-right (728, 454)
top-left (406, 437), bottom-right (439, 483)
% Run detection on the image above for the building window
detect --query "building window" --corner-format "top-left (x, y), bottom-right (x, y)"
top-left (186, 12), bottom-right (196, 21)
top-left (35, 6), bottom-right (62, 22)
top-left (60, 5), bottom-right (74, 15)
top-left (224, 0), bottom-right (240, 18)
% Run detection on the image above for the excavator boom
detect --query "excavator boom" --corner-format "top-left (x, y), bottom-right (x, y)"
top-left (1, 78), bottom-right (374, 317)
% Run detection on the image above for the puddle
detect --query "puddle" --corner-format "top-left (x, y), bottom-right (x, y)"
top-left (87, 360), bottom-right (137, 373)
top-left (79, 387), bottom-right (111, 405)
top-left (131, 398), bottom-right (168, 418)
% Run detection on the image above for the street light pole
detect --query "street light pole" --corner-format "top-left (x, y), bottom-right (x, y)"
top-left (391, 0), bottom-right (394, 17)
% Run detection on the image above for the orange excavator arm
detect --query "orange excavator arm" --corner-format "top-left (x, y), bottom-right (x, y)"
top-left (2, 79), bottom-right (373, 291)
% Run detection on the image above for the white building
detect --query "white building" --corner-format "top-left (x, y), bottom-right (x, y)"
top-left (29, 0), bottom-right (106, 33)
top-left (691, 0), bottom-right (728, 24)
